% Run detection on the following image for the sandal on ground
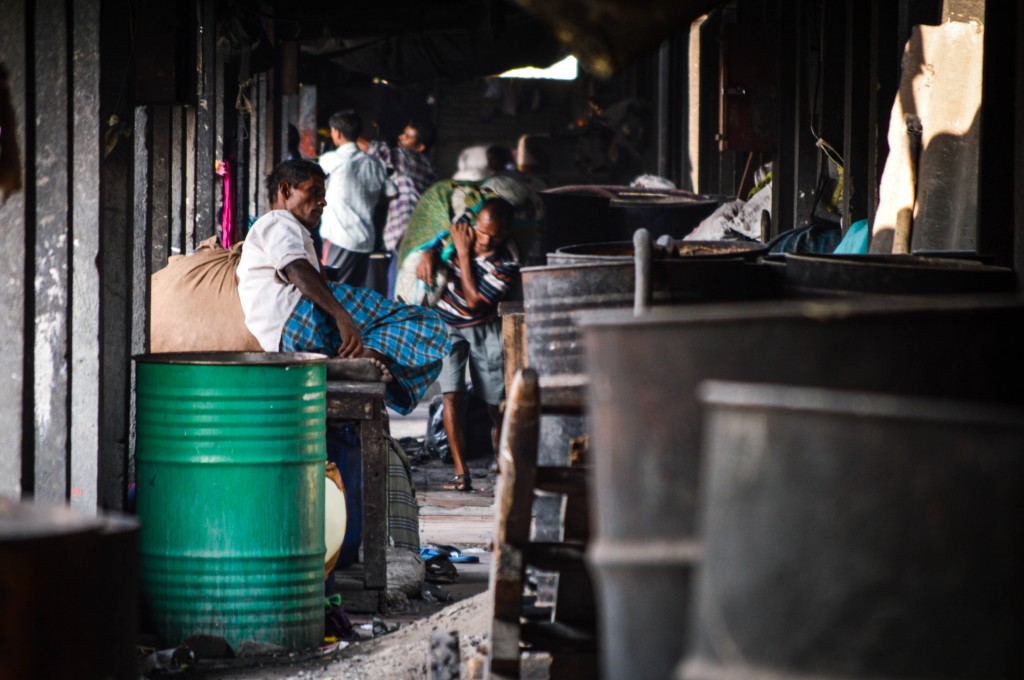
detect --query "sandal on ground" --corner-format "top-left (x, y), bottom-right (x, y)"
top-left (442, 474), bottom-right (472, 491)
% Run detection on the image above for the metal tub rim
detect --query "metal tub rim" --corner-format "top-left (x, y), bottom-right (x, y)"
top-left (576, 293), bottom-right (1024, 330)
top-left (699, 379), bottom-right (1024, 430)
top-left (134, 351), bottom-right (327, 366)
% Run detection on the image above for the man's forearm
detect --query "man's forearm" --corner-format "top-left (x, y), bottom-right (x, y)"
top-left (283, 259), bottom-right (350, 321)
top-left (455, 246), bottom-right (489, 311)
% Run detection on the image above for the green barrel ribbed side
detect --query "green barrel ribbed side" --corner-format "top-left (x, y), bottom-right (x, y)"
top-left (135, 353), bottom-right (326, 650)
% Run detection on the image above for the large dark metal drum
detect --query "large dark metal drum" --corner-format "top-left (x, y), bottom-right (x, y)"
top-left (523, 258), bottom-right (777, 467)
top-left (684, 381), bottom-right (1024, 679)
top-left (580, 295), bottom-right (1024, 680)
top-left (539, 186), bottom-right (720, 255)
top-left (548, 240), bottom-right (767, 266)
top-left (1, 500), bottom-right (139, 680)
top-left (783, 253), bottom-right (1016, 295)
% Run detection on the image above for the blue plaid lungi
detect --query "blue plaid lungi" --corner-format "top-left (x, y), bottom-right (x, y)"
top-left (280, 282), bottom-right (449, 415)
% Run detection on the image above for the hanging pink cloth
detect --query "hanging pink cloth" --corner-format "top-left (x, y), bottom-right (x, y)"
top-left (215, 159), bottom-right (235, 248)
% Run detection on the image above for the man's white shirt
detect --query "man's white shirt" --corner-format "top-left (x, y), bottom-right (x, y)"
top-left (236, 210), bottom-right (320, 351)
top-left (318, 142), bottom-right (391, 253)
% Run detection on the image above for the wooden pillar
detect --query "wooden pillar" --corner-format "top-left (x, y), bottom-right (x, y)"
top-left (151, 105), bottom-right (172, 271)
top-left (70, 0), bottom-right (103, 511)
top-left (773, 0), bottom-right (800, 234)
top-left (0, 0), bottom-right (28, 499)
top-left (195, 0), bottom-right (217, 241)
top-left (843, 0), bottom-right (871, 227)
top-left (1016, 0), bottom-right (1024, 288)
top-left (184, 105), bottom-right (197, 251)
top-left (170, 105), bottom-right (185, 256)
top-left (978, 1), bottom-right (1014, 266)
top-left (99, 0), bottom-right (136, 510)
top-left (33, 0), bottom-right (72, 503)
top-left (129, 105), bottom-right (152, 478)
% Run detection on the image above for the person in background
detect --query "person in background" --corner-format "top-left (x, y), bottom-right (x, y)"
top-left (366, 120), bottom-right (437, 298)
top-left (415, 198), bottom-right (520, 491)
top-left (237, 159), bottom-right (448, 415)
top-left (318, 110), bottom-right (391, 286)
top-left (485, 144), bottom-right (516, 176)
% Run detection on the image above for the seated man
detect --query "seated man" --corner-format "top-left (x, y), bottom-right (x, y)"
top-left (416, 198), bottom-right (520, 491)
top-left (237, 159), bottom-right (449, 415)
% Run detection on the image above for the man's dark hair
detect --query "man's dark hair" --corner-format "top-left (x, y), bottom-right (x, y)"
top-left (265, 160), bottom-right (325, 203)
top-left (486, 145), bottom-right (515, 174)
top-left (406, 119), bottom-right (436, 152)
top-left (479, 197), bottom-right (514, 228)
top-left (328, 109), bottom-right (362, 141)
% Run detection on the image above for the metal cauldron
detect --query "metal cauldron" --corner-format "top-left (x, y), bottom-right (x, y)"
top-left (580, 294), bottom-right (1024, 680)
top-left (783, 253), bottom-right (1017, 296)
top-left (683, 381), bottom-right (1024, 679)
top-left (547, 240), bottom-right (767, 266)
top-left (539, 185), bottom-right (721, 254)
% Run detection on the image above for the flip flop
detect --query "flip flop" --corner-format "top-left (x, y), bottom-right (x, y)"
top-left (436, 544), bottom-right (480, 564)
top-left (442, 474), bottom-right (472, 491)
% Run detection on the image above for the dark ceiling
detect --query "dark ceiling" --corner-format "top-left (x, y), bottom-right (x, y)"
top-left (221, 0), bottom-right (724, 85)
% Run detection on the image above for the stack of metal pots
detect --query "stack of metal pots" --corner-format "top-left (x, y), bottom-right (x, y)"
top-left (579, 295), bottom-right (1024, 680)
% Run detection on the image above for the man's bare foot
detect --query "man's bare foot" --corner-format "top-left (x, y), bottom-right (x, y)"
top-left (359, 350), bottom-right (394, 383)
top-left (325, 356), bottom-right (393, 383)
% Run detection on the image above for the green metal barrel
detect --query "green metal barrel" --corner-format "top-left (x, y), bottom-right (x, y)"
top-left (135, 352), bottom-right (327, 650)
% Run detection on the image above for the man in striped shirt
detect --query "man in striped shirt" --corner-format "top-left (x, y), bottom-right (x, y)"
top-left (416, 198), bottom-right (520, 491)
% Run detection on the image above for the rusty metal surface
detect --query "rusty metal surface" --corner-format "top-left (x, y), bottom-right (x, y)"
top-left (539, 186), bottom-right (721, 254)
top-left (580, 294), bottom-right (1024, 680)
top-left (548, 240), bottom-right (766, 265)
top-left (784, 253), bottom-right (1017, 295)
top-left (523, 260), bottom-right (778, 378)
top-left (685, 382), bottom-right (1024, 679)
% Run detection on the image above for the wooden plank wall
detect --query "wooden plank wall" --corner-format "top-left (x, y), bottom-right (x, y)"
top-left (0, 0), bottom-right (267, 510)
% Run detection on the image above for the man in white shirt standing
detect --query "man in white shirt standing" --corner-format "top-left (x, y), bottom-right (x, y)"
top-left (237, 159), bottom-right (448, 415)
top-left (318, 109), bottom-right (391, 286)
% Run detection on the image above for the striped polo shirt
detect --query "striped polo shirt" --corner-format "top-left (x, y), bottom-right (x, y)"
top-left (433, 240), bottom-right (520, 328)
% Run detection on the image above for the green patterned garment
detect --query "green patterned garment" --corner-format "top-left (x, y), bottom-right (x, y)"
top-left (396, 176), bottom-right (542, 268)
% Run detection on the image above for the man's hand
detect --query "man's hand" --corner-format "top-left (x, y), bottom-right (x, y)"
top-left (416, 249), bottom-right (439, 284)
top-left (450, 220), bottom-right (475, 255)
top-left (335, 313), bottom-right (364, 358)
top-left (282, 259), bottom-right (365, 357)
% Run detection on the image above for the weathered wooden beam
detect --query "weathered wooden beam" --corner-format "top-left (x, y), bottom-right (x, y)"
top-left (0, 0), bottom-right (28, 499)
top-left (70, 0), bottom-right (102, 511)
top-left (33, 0), bottom-right (71, 503)
top-left (194, 0), bottom-right (217, 241)
top-left (184, 105), bottom-right (197, 251)
top-left (258, 73), bottom-right (269, 213)
top-left (214, 39), bottom-right (225, 238)
top-left (170, 105), bottom-right (185, 256)
top-left (843, 0), bottom-right (871, 227)
top-left (98, 0), bottom-right (135, 510)
top-left (978, 1), bottom-right (1015, 266)
top-left (150, 105), bottom-right (171, 271)
top-left (129, 105), bottom-right (152, 481)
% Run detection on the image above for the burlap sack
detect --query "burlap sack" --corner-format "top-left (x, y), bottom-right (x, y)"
top-left (149, 240), bottom-right (263, 352)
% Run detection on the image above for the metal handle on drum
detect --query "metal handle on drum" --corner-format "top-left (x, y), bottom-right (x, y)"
top-left (633, 228), bottom-right (653, 315)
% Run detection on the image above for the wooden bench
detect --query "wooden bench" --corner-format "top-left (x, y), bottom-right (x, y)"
top-left (326, 379), bottom-right (388, 613)
top-left (488, 369), bottom-right (599, 679)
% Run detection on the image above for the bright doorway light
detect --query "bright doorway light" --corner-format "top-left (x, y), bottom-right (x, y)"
top-left (499, 55), bottom-right (578, 80)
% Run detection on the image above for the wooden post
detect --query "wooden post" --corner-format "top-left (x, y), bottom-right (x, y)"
top-left (194, 0), bottom-right (217, 241)
top-left (70, 0), bottom-right (103, 511)
top-left (33, 0), bottom-right (72, 503)
top-left (0, 0), bottom-right (28, 499)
